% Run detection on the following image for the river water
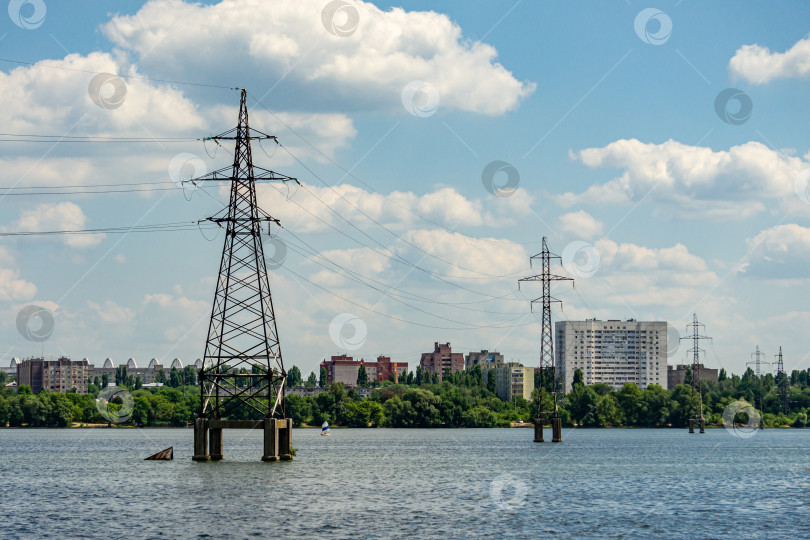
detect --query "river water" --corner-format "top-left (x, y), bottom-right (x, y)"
top-left (1, 427), bottom-right (808, 538)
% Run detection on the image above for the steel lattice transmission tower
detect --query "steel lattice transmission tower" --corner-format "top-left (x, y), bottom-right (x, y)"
top-left (747, 346), bottom-right (770, 430)
top-left (519, 236), bottom-right (573, 443)
top-left (776, 346), bottom-right (790, 414)
top-left (189, 89), bottom-right (298, 461)
top-left (681, 313), bottom-right (711, 433)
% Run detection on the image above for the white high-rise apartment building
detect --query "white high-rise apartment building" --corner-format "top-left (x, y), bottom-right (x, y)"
top-left (555, 319), bottom-right (667, 391)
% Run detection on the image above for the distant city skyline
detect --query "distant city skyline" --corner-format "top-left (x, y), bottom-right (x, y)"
top-left (1, 1), bottom-right (809, 379)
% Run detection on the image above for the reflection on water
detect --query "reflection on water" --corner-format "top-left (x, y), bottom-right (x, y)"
top-left (2, 427), bottom-right (809, 538)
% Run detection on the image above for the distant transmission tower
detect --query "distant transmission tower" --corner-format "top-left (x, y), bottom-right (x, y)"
top-left (776, 346), bottom-right (790, 414)
top-left (190, 89), bottom-right (298, 461)
top-left (680, 313), bottom-right (711, 434)
top-left (519, 237), bottom-right (573, 443)
top-left (747, 346), bottom-right (770, 430)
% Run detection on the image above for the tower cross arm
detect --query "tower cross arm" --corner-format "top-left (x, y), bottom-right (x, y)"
top-left (518, 273), bottom-right (572, 289)
top-left (183, 166), bottom-right (299, 186)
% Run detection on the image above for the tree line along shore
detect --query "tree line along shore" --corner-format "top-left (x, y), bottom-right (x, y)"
top-left (1, 364), bottom-right (809, 428)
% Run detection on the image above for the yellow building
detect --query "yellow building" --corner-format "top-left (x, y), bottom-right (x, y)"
top-left (484, 362), bottom-right (534, 402)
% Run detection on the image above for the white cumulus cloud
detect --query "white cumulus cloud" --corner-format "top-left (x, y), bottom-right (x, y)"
top-left (744, 224), bottom-right (810, 279)
top-left (557, 210), bottom-right (603, 240)
top-left (102, 0), bottom-right (535, 116)
top-left (729, 36), bottom-right (810, 84)
top-left (560, 139), bottom-right (806, 220)
top-left (6, 202), bottom-right (105, 248)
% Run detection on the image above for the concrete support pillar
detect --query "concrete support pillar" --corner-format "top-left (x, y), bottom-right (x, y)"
top-left (689, 419), bottom-right (695, 433)
top-left (534, 418), bottom-right (544, 443)
top-left (209, 427), bottom-right (223, 461)
top-left (699, 418), bottom-right (706, 434)
top-left (551, 417), bottom-right (563, 443)
top-left (278, 418), bottom-right (292, 461)
top-left (262, 418), bottom-right (279, 462)
top-left (192, 418), bottom-right (209, 461)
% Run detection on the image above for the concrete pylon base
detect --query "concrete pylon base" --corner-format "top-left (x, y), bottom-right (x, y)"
top-left (192, 417), bottom-right (293, 461)
top-left (209, 427), bottom-right (223, 461)
top-left (551, 418), bottom-right (563, 443)
top-left (192, 418), bottom-right (210, 461)
top-left (534, 419), bottom-right (544, 443)
top-left (263, 418), bottom-right (293, 461)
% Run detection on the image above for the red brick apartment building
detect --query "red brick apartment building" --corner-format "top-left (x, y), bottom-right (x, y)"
top-left (419, 342), bottom-right (464, 381)
top-left (320, 355), bottom-right (408, 386)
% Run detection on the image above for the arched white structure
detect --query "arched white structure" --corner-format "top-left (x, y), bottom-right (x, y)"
top-left (103, 358), bottom-right (114, 368)
top-left (10, 357), bottom-right (19, 368)
top-left (194, 358), bottom-right (203, 369)
top-left (148, 358), bottom-right (158, 369)
top-left (126, 358), bottom-right (137, 369)
top-left (171, 358), bottom-right (183, 369)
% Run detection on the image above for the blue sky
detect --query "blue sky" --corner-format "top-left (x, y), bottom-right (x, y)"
top-left (2, 0), bottom-right (810, 378)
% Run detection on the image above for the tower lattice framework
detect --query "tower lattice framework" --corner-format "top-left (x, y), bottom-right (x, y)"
top-left (194, 89), bottom-right (297, 420)
top-left (519, 237), bottom-right (573, 423)
top-left (776, 346), bottom-right (790, 414)
top-left (681, 313), bottom-right (711, 430)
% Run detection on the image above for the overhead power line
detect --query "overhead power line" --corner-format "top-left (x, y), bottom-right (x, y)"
top-left (0, 57), bottom-right (237, 90)
top-left (0, 221), bottom-right (218, 237)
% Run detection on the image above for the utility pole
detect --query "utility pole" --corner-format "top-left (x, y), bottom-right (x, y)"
top-left (190, 89), bottom-right (298, 462)
top-left (776, 346), bottom-right (790, 415)
top-left (680, 314), bottom-right (711, 434)
top-left (519, 237), bottom-right (573, 443)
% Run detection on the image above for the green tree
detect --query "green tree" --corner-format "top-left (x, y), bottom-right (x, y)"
top-left (101, 374), bottom-right (109, 389)
top-left (288, 365), bottom-right (302, 387)
top-left (132, 396), bottom-right (150, 425)
top-left (169, 368), bottom-right (182, 388)
top-left (572, 368), bottom-right (584, 388)
top-left (357, 364), bottom-right (368, 387)
top-left (155, 370), bottom-right (167, 384)
top-left (46, 393), bottom-right (75, 427)
top-left (319, 366), bottom-right (327, 387)
top-left (383, 396), bottom-right (417, 427)
top-left (461, 406), bottom-right (499, 427)
top-left (401, 388), bottom-right (442, 427)
top-left (616, 383), bottom-right (643, 425)
top-left (305, 372), bottom-right (317, 388)
top-left (345, 400), bottom-right (384, 427)
top-left (285, 394), bottom-right (312, 427)
top-left (485, 370), bottom-right (497, 395)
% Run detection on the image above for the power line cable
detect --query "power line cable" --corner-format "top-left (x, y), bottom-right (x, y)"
top-left (0, 57), bottom-right (237, 90)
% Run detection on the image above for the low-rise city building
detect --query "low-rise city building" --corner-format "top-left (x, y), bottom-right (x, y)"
top-left (667, 364), bottom-right (719, 390)
top-left (319, 355), bottom-right (408, 386)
